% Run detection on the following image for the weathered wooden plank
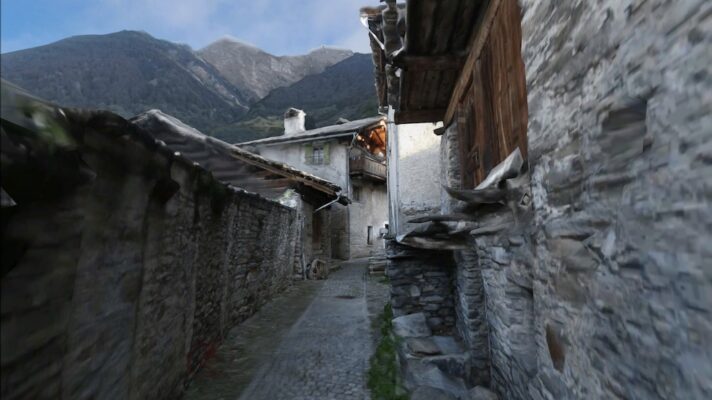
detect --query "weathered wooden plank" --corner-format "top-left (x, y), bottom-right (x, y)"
top-left (444, 0), bottom-right (503, 127)
top-left (434, 70), bottom-right (458, 109)
top-left (393, 55), bottom-right (465, 71)
top-left (406, 70), bottom-right (427, 110)
top-left (432, 0), bottom-right (461, 54)
top-left (234, 177), bottom-right (294, 190)
top-left (473, 58), bottom-right (488, 184)
top-left (226, 148), bottom-right (340, 196)
top-left (394, 109), bottom-right (447, 124)
top-left (419, 0), bottom-right (438, 54)
top-left (215, 168), bottom-right (278, 182)
top-left (457, 95), bottom-right (475, 188)
top-left (423, 70), bottom-right (443, 110)
top-left (405, 0), bottom-right (422, 53)
top-left (451, 0), bottom-right (483, 51)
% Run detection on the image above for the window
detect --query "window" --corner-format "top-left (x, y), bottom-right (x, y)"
top-left (305, 143), bottom-right (330, 165)
top-left (352, 186), bottom-right (361, 202)
top-left (312, 146), bottom-right (324, 164)
top-left (367, 226), bottom-right (373, 245)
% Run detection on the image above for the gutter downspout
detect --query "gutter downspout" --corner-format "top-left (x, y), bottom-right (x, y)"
top-left (314, 191), bottom-right (344, 213)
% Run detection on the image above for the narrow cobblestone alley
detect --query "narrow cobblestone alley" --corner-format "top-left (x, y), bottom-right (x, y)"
top-left (185, 260), bottom-right (389, 400)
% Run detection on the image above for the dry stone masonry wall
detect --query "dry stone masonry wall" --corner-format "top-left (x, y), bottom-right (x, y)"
top-left (429, 0), bottom-right (712, 399)
top-left (1, 112), bottom-right (300, 400)
top-left (520, 0), bottom-right (711, 398)
top-left (385, 241), bottom-right (457, 334)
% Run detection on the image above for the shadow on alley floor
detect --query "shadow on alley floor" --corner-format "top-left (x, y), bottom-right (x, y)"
top-left (185, 259), bottom-right (389, 400)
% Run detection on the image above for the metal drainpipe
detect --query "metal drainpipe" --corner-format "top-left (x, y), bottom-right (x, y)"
top-left (315, 191), bottom-right (342, 213)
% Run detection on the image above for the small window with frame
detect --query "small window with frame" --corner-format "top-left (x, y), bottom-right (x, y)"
top-left (312, 146), bottom-right (324, 164)
top-left (352, 186), bottom-right (361, 202)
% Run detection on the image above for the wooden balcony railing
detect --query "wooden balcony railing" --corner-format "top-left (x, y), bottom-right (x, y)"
top-left (349, 151), bottom-right (386, 182)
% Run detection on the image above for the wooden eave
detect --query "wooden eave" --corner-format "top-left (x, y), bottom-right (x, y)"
top-left (365, 0), bottom-right (490, 125)
top-left (129, 110), bottom-right (348, 206)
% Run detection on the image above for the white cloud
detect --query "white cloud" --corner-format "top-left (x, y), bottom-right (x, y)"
top-left (83, 0), bottom-right (232, 47)
top-left (333, 25), bottom-right (372, 54)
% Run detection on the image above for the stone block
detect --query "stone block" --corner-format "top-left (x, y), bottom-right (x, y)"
top-left (393, 313), bottom-right (432, 338)
top-left (467, 386), bottom-right (499, 400)
top-left (412, 386), bottom-right (458, 400)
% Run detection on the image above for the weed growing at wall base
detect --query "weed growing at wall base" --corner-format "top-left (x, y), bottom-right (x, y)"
top-left (367, 304), bottom-right (408, 400)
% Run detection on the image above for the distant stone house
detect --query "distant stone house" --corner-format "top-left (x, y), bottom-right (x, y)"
top-left (238, 109), bottom-right (389, 260)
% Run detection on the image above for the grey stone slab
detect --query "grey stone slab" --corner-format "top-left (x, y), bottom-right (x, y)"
top-left (392, 313), bottom-right (433, 338)
top-left (466, 386), bottom-right (499, 400)
top-left (410, 386), bottom-right (458, 400)
top-left (407, 337), bottom-right (442, 356)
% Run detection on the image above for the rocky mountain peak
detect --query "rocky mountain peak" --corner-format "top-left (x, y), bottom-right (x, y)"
top-left (198, 39), bottom-right (353, 101)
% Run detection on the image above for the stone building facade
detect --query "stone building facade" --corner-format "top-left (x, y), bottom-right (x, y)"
top-left (0, 91), bottom-right (302, 399)
top-left (239, 111), bottom-right (389, 260)
top-left (385, 117), bottom-right (443, 236)
top-left (364, 0), bottom-right (712, 398)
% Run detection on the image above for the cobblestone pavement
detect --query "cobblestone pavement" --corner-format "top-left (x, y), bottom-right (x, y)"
top-left (186, 259), bottom-right (389, 400)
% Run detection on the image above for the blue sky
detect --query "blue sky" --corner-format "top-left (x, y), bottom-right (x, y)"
top-left (1, 0), bottom-right (372, 55)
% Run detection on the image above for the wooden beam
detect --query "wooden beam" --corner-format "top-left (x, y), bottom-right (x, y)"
top-left (217, 168), bottom-right (281, 182)
top-left (226, 148), bottom-right (340, 196)
top-left (394, 109), bottom-right (447, 124)
top-left (235, 177), bottom-right (294, 190)
top-left (451, 0), bottom-right (484, 49)
top-left (393, 55), bottom-right (465, 71)
top-left (443, 0), bottom-right (503, 127)
top-left (431, 0), bottom-right (461, 54)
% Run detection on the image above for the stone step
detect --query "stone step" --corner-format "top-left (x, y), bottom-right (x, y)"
top-left (402, 362), bottom-right (469, 399)
top-left (390, 316), bottom-right (472, 399)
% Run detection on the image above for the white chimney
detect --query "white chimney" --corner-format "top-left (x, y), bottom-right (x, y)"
top-left (284, 108), bottom-right (306, 135)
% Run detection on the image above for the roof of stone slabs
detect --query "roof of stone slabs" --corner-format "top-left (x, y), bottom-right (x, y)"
top-left (235, 116), bottom-right (385, 147)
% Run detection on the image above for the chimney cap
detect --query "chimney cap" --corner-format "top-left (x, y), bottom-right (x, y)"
top-left (284, 107), bottom-right (305, 118)
top-left (284, 108), bottom-right (307, 135)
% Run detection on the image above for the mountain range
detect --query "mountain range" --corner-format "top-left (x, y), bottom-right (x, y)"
top-left (0, 30), bottom-right (376, 142)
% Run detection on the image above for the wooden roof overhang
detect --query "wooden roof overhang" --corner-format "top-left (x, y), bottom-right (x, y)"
top-left (361, 0), bottom-right (490, 125)
top-left (132, 110), bottom-right (349, 206)
top-left (0, 82), bottom-right (348, 208)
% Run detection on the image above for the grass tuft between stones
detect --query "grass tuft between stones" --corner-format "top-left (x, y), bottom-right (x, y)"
top-left (368, 304), bottom-right (408, 400)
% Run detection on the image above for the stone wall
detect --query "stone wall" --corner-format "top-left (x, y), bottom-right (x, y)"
top-left (1, 112), bottom-right (300, 400)
top-left (432, 0), bottom-right (712, 398)
top-left (349, 180), bottom-right (388, 258)
top-left (329, 204), bottom-right (350, 260)
top-left (385, 241), bottom-right (457, 334)
top-left (386, 107), bottom-right (443, 237)
top-left (520, 0), bottom-right (712, 398)
top-left (258, 140), bottom-right (350, 190)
